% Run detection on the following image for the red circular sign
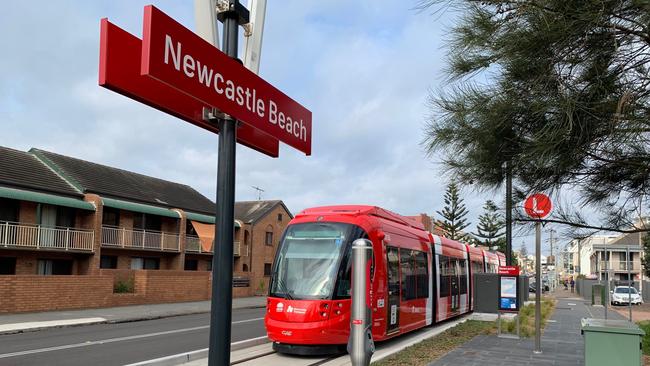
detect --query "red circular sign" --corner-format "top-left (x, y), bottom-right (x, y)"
top-left (524, 193), bottom-right (552, 219)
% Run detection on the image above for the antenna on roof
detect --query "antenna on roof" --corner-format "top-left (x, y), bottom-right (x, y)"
top-left (251, 186), bottom-right (264, 200)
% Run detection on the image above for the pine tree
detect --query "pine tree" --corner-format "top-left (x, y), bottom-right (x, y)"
top-left (422, 0), bottom-right (650, 232)
top-left (436, 182), bottom-right (470, 240)
top-left (473, 200), bottom-right (505, 249)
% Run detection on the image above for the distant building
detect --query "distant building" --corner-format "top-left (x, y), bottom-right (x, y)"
top-left (559, 232), bottom-right (644, 281)
top-left (0, 146), bottom-right (291, 313)
top-left (405, 213), bottom-right (446, 236)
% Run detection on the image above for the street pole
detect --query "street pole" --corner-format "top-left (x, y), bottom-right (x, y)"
top-left (208, 1), bottom-right (248, 365)
top-left (534, 222), bottom-right (542, 354)
top-left (628, 246), bottom-right (632, 322)
top-left (505, 161), bottom-right (513, 265)
top-left (605, 249), bottom-right (609, 320)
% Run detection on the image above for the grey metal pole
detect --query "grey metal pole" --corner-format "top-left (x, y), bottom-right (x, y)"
top-left (605, 249), bottom-right (609, 320)
top-left (208, 1), bottom-right (242, 365)
top-left (534, 222), bottom-right (542, 354)
top-left (505, 162), bottom-right (513, 265)
top-left (348, 239), bottom-right (374, 366)
top-left (628, 246), bottom-right (632, 322)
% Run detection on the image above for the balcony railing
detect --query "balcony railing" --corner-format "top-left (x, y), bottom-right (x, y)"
top-left (619, 261), bottom-right (634, 270)
top-left (598, 260), bottom-right (636, 271)
top-left (101, 226), bottom-right (179, 252)
top-left (0, 221), bottom-right (94, 252)
top-left (185, 235), bottom-right (242, 256)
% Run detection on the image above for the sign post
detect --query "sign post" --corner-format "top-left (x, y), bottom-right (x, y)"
top-left (524, 193), bottom-right (552, 354)
top-left (207, 2), bottom-right (247, 365)
top-left (98, 3), bottom-right (312, 365)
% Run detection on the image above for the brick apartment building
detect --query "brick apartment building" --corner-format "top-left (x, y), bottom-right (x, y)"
top-left (0, 146), bottom-right (291, 313)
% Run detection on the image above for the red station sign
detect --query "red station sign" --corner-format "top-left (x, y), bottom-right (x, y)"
top-left (140, 5), bottom-right (312, 155)
top-left (498, 265), bottom-right (520, 276)
top-left (523, 193), bottom-right (553, 219)
top-left (99, 19), bottom-right (279, 157)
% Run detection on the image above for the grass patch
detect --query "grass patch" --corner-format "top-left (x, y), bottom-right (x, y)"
top-left (371, 298), bottom-right (556, 366)
top-left (502, 297), bottom-right (556, 337)
top-left (371, 320), bottom-right (495, 366)
top-left (637, 321), bottom-right (650, 355)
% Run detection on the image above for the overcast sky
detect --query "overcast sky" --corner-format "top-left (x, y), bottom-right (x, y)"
top-left (0, 1), bottom-right (556, 253)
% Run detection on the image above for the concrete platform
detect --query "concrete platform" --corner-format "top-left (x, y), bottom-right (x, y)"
top-left (429, 297), bottom-right (627, 366)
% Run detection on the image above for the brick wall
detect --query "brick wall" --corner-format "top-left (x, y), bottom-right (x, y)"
top-left (0, 275), bottom-right (114, 313)
top-left (248, 204), bottom-right (290, 296)
top-left (18, 201), bottom-right (38, 224)
top-left (0, 270), bottom-right (254, 313)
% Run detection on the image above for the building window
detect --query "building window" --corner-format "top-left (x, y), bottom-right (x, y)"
top-left (264, 263), bottom-right (272, 276)
top-left (277, 213), bottom-right (283, 222)
top-left (243, 263), bottom-right (249, 272)
top-left (0, 198), bottom-right (19, 223)
top-left (100, 255), bottom-right (118, 269)
top-left (131, 257), bottom-right (160, 270)
top-left (133, 213), bottom-right (162, 231)
top-left (37, 259), bottom-right (73, 275)
top-left (0, 257), bottom-right (16, 275)
top-left (184, 259), bottom-right (198, 271)
top-left (265, 225), bottom-right (274, 246)
top-left (206, 260), bottom-right (212, 271)
top-left (102, 207), bottom-right (120, 226)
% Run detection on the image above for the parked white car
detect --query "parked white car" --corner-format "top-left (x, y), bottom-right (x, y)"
top-left (610, 286), bottom-right (643, 305)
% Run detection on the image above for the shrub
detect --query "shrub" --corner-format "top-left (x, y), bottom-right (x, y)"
top-left (114, 279), bottom-right (135, 293)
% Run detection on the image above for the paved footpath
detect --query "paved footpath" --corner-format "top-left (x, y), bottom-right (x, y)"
top-left (429, 291), bottom-right (626, 366)
top-left (0, 296), bottom-right (266, 334)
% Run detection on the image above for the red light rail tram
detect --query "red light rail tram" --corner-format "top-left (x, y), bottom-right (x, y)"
top-left (264, 205), bottom-right (503, 355)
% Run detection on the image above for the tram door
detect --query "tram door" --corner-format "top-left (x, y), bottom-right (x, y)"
top-left (448, 258), bottom-right (461, 313)
top-left (386, 247), bottom-right (400, 334)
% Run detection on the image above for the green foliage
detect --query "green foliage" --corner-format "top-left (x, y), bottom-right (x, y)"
top-left (637, 321), bottom-right (650, 355)
top-left (473, 200), bottom-right (505, 248)
top-left (371, 320), bottom-right (495, 366)
top-left (422, 0), bottom-right (650, 232)
top-left (113, 279), bottom-right (134, 293)
top-left (436, 181), bottom-right (470, 240)
top-left (503, 298), bottom-right (555, 337)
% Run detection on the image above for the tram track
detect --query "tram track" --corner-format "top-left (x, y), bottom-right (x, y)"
top-left (231, 345), bottom-right (342, 366)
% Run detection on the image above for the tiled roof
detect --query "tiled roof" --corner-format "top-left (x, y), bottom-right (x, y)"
top-left (31, 148), bottom-right (216, 214)
top-left (235, 200), bottom-right (291, 224)
top-left (0, 146), bottom-right (81, 197)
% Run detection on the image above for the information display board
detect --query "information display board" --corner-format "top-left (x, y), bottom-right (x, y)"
top-left (498, 266), bottom-right (520, 312)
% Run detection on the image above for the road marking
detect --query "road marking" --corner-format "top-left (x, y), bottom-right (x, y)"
top-left (568, 303), bottom-right (576, 306)
top-left (231, 335), bottom-right (268, 346)
top-left (0, 317), bottom-right (265, 359)
top-left (0, 317), bottom-right (107, 333)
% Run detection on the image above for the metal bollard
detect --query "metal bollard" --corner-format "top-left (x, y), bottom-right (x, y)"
top-left (348, 239), bottom-right (375, 366)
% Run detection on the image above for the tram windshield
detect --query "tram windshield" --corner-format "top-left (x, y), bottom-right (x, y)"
top-left (270, 222), bottom-right (362, 300)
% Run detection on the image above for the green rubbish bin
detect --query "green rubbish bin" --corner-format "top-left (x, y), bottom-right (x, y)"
top-left (582, 318), bottom-right (645, 366)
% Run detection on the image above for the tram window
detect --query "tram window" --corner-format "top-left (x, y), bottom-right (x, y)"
top-left (415, 251), bottom-right (428, 298)
top-left (400, 249), bottom-right (415, 300)
top-left (459, 260), bottom-right (468, 295)
top-left (472, 261), bottom-right (484, 274)
top-left (438, 256), bottom-right (450, 297)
